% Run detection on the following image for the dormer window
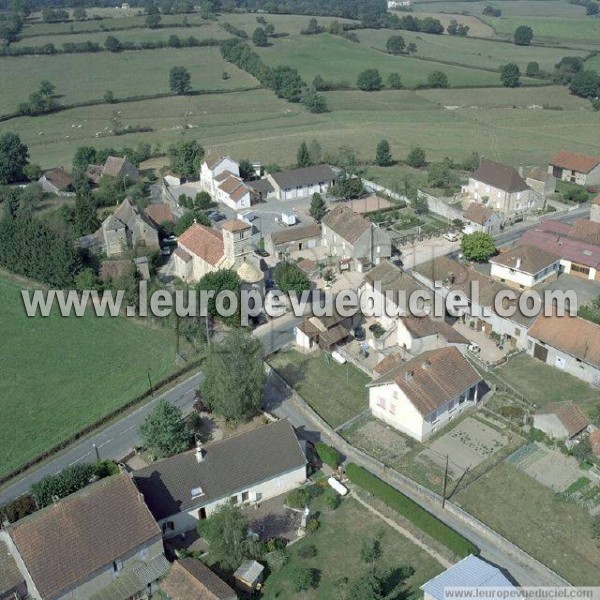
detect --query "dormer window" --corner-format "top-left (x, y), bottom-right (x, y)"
top-left (191, 486), bottom-right (204, 499)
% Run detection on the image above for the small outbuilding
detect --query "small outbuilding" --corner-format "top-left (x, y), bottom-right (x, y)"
top-left (233, 560), bottom-right (264, 593)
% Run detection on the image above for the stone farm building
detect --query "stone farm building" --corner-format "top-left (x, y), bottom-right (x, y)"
top-left (264, 223), bottom-right (322, 258)
top-left (549, 151), bottom-right (600, 187)
top-left (368, 347), bottom-right (483, 442)
top-left (462, 202), bottom-right (502, 235)
top-left (38, 167), bottom-right (73, 195)
top-left (86, 156), bottom-right (140, 185)
top-left (134, 420), bottom-right (307, 538)
top-left (266, 165), bottom-right (336, 201)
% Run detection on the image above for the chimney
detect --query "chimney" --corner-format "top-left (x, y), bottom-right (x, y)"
top-left (195, 439), bottom-right (204, 463)
top-left (404, 370), bottom-right (413, 382)
top-left (516, 257), bottom-right (522, 270)
top-left (422, 360), bottom-right (431, 370)
top-left (518, 164), bottom-right (524, 177)
top-left (51, 495), bottom-right (60, 506)
top-left (448, 272), bottom-right (455, 284)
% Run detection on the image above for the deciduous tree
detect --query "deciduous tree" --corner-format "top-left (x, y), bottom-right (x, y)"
top-left (309, 191), bottom-right (327, 222)
top-left (169, 66), bottom-right (192, 94)
top-left (139, 399), bottom-right (192, 458)
top-left (0, 132), bottom-right (28, 184)
top-left (461, 232), bottom-right (496, 261)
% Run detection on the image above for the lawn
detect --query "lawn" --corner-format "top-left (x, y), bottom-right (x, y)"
top-left (454, 462), bottom-right (600, 585)
top-left (268, 349), bottom-right (370, 428)
top-left (495, 354), bottom-right (599, 416)
top-left (0, 46), bottom-right (257, 116)
top-left (0, 275), bottom-right (182, 478)
top-left (262, 494), bottom-right (444, 599)
top-left (358, 28), bottom-right (589, 73)
top-left (256, 32), bottom-right (539, 89)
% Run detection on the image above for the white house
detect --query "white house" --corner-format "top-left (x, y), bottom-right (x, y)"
top-left (489, 245), bottom-right (560, 289)
top-left (134, 420), bottom-right (307, 538)
top-left (421, 555), bottom-right (513, 600)
top-left (528, 313), bottom-right (600, 386)
top-left (368, 347), bottom-right (482, 441)
top-left (462, 202), bottom-right (502, 235)
top-left (216, 174), bottom-right (253, 210)
top-left (200, 154), bottom-right (240, 196)
top-left (549, 151), bottom-right (600, 187)
top-left (266, 164), bottom-right (336, 201)
top-left (464, 158), bottom-right (540, 218)
top-left (397, 315), bottom-right (469, 354)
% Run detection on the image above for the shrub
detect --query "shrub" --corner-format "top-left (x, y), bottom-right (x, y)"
top-left (298, 543), bottom-right (317, 558)
top-left (30, 463), bottom-right (97, 508)
top-left (265, 549), bottom-right (289, 571)
top-left (292, 566), bottom-right (317, 592)
top-left (315, 442), bottom-right (342, 469)
top-left (345, 463), bottom-right (477, 557)
top-left (324, 489), bottom-right (341, 511)
top-left (360, 538), bottom-right (382, 563)
top-left (306, 517), bottom-right (320, 534)
top-left (265, 537), bottom-right (287, 552)
top-left (0, 494), bottom-right (37, 523)
top-left (286, 487), bottom-right (309, 509)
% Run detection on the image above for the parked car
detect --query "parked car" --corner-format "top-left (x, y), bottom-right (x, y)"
top-left (354, 327), bottom-right (365, 341)
top-left (211, 212), bottom-right (226, 222)
top-left (468, 343), bottom-right (480, 354)
top-left (443, 232), bottom-right (460, 242)
top-left (254, 248), bottom-right (269, 257)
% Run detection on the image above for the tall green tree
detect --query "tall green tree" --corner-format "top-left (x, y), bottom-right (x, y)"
top-left (308, 139), bottom-right (322, 165)
top-left (169, 66), bottom-right (192, 95)
top-left (387, 72), bottom-right (402, 89)
top-left (139, 399), bottom-right (192, 459)
top-left (309, 191), bottom-right (327, 222)
top-left (297, 140), bottom-right (311, 167)
top-left (375, 139), bottom-right (393, 167)
top-left (0, 132), bottom-right (29, 184)
top-left (168, 139), bottom-right (204, 177)
top-left (460, 232), bottom-right (497, 261)
top-left (200, 329), bottom-right (265, 422)
top-left (514, 24), bottom-right (533, 45)
top-left (500, 62), bottom-right (521, 87)
top-left (357, 69), bottom-right (383, 91)
top-left (386, 34), bottom-right (405, 55)
top-left (273, 261), bottom-right (311, 293)
top-left (252, 26), bottom-right (268, 46)
top-left (146, 12), bottom-right (161, 28)
top-left (406, 146), bottom-right (426, 168)
top-left (197, 503), bottom-right (260, 570)
top-left (197, 269), bottom-right (241, 327)
top-left (73, 146), bottom-right (97, 172)
top-left (427, 70), bottom-right (449, 88)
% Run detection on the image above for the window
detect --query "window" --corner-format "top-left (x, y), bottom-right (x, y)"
top-left (231, 494), bottom-right (239, 504)
top-left (571, 264), bottom-right (590, 275)
top-left (389, 403), bottom-right (396, 415)
top-left (430, 409), bottom-right (438, 422)
top-left (376, 246), bottom-right (381, 253)
top-left (393, 390), bottom-right (399, 400)
top-left (377, 397), bottom-right (386, 409)
top-left (242, 491), bottom-right (250, 502)
top-left (448, 399), bottom-right (456, 412)
top-left (458, 393), bottom-right (466, 405)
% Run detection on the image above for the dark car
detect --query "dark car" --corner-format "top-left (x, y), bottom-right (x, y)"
top-left (254, 248), bottom-right (270, 257)
top-left (211, 212), bottom-right (226, 222)
top-left (354, 327), bottom-right (365, 341)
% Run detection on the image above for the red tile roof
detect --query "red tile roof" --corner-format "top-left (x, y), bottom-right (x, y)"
top-left (370, 347), bottom-right (481, 417)
top-left (537, 401), bottom-right (590, 438)
top-left (590, 429), bottom-right (600, 456)
top-left (222, 219), bottom-right (251, 232)
top-left (9, 474), bottom-right (160, 600)
top-left (550, 151), bottom-right (600, 174)
top-left (42, 167), bottom-right (73, 191)
top-left (178, 223), bottom-right (224, 266)
top-left (219, 175), bottom-right (244, 195)
top-left (322, 204), bottom-right (371, 244)
top-left (490, 244), bottom-right (559, 274)
top-left (569, 219), bottom-right (600, 245)
top-left (464, 202), bottom-right (496, 225)
top-left (160, 559), bottom-right (237, 600)
top-left (529, 313), bottom-right (600, 369)
top-left (144, 203), bottom-right (174, 226)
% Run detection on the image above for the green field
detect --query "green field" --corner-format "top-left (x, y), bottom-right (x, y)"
top-left (0, 275), bottom-right (182, 478)
top-left (455, 462), bottom-right (600, 585)
top-left (268, 349), bottom-right (370, 428)
top-left (416, 0), bottom-right (587, 18)
top-left (0, 47), bottom-right (257, 115)
top-left (256, 32), bottom-right (544, 89)
top-left (262, 494), bottom-right (444, 599)
top-left (358, 28), bottom-right (589, 73)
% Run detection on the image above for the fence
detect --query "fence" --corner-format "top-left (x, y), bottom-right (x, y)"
top-left (266, 362), bottom-right (571, 586)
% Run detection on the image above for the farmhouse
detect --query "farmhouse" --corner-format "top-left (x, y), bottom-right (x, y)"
top-left (524, 166), bottom-right (556, 201)
top-left (266, 165), bottom-right (336, 201)
top-left (412, 256), bottom-right (534, 349)
top-left (397, 315), bottom-right (469, 354)
top-left (160, 558), bottom-right (237, 600)
top-left (87, 156), bottom-right (140, 185)
top-left (322, 205), bottom-right (392, 270)
top-left (144, 202), bottom-right (175, 228)
top-left (532, 401), bottom-right (590, 441)
top-left (519, 219), bottom-right (600, 281)
top-left (95, 197), bottom-right (160, 257)
top-left (549, 151), bottom-right (600, 186)
top-left (489, 245), bottom-right (560, 289)
top-left (134, 420), bottom-right (307, 538)
top-left (368, 347), bottom-right (482, 442)
top-left (38, 167), bottom-right (73, 195)
top-left (264, 223), bottom-right (322, 258)
top-left (463, 158), bottom-right (539, 218)
top-left (421, 555), bottom-right (513, 600)
top-left (528, 313), bottom-right (600, 386)
top-left (1, 473), bottom-right (167, 600)
top-left (295, 306), bottom-right (359, 351)
top-left (462, 202), bottom-right (502, 235)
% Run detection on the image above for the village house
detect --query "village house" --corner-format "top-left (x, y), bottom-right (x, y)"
top-left (199, 154), bottom-right (253, 209)
top-left (463, 158), bottom-right (539, 218)
top-left (322, 205), bottom-right (392, 270)
top-left (172, 219), bottom-right (264, 290)
top-left (295, 306), bottom-right (360, 352)
top-left (86, 156), bottom-right (140, 185)
top-left (532, 401), bottom-right (590, 441)
top-left (38, 167), bottom-right (73, 195)
top-left (266, 165), bottom-right (336, 201)
top-left (94, 197), bottom-right (160, 257)
top-left (397, 315), bottom-right (469, 354)
top-left (368, 347), bottom-right (483, 441)
top-left (421, 555), bottom-right (513, 600)
top-left (527, 313), bottom-right (600, 386)
top-left (462, 202), bottom-right (503, 235)
top-left (134, 420), bottom-right (307, 538)
top-left (264, 223), bottom-right (322, 258)
top-left (524, 166), bottom-right (556, 202)
top-left (519, 219), bottom-right (600, 281)
top-left (160, 558), bottom-right (237, 600)
top-left (412, 256), bottom-right (534, 349)
top-left (489, 245), bottom-right (560, 289)
top-left (0, 473), bottom-right (168, 600)
top-left (144, 202), bottom-right (175, 229)
top-left (549, 150), bottom-right (600, 187)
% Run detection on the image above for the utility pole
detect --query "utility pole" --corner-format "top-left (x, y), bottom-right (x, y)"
top-left (442, 454), bottom-right (449, 508)
top-left (147, 369), bottom-right (154, 396)
top-left (92, 443), bottom-right (100, 462)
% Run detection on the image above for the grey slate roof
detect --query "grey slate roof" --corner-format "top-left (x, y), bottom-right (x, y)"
top-left (421, 555), bottom-right (513, 600)
top-left (270, 164), bottom-right (335, 190)
top-left (134, 420), bottom-right (306, 521)
top-left (472, 159), bottom-right (530, 193)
